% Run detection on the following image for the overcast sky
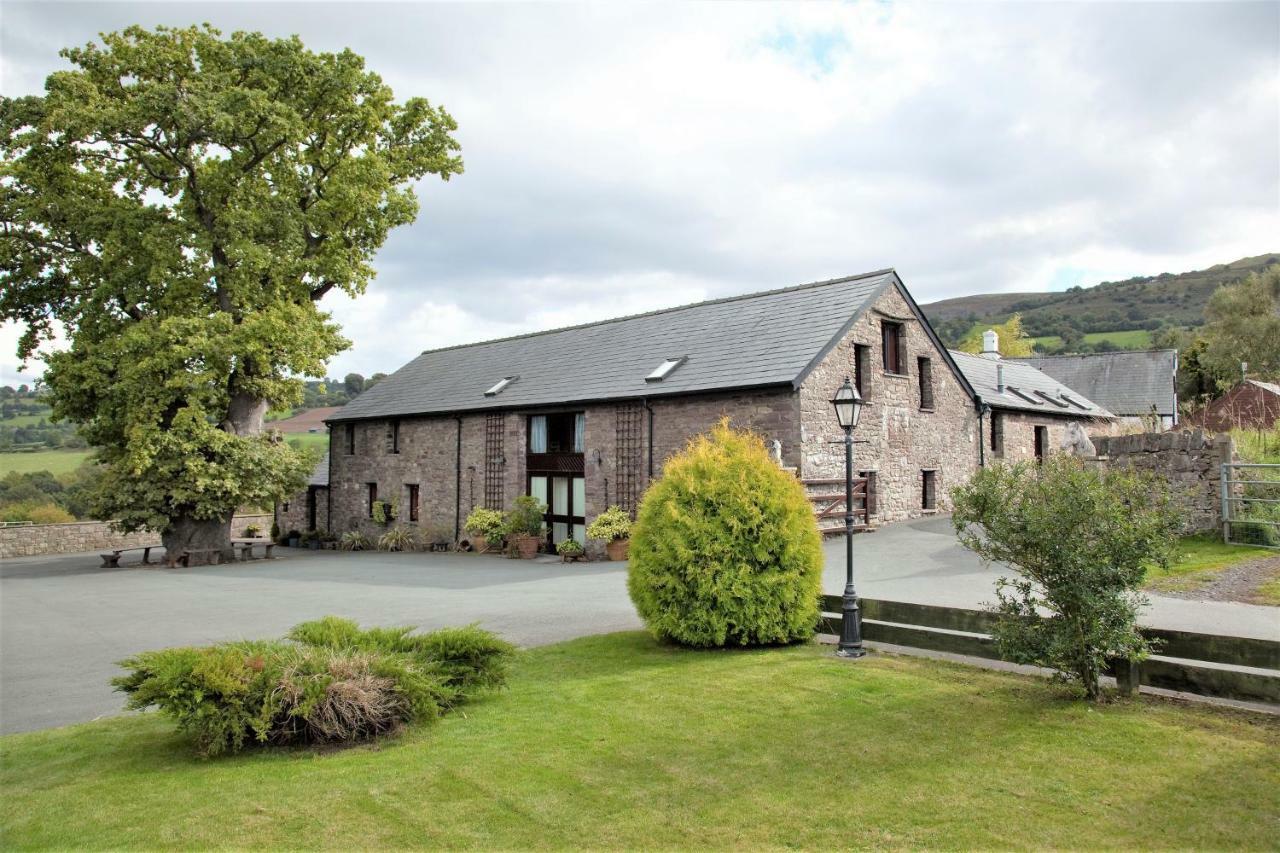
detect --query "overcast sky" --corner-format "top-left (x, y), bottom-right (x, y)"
top-left (2, 1), bottom-right (1277, 385)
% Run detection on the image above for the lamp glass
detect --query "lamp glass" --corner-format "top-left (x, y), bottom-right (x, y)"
top-left (831, 379), bottom-right (862, 429)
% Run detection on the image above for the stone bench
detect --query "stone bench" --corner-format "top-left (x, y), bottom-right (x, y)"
top-left (99, 545), bottom-right (162, 568)
top-left (166, 547), bottom-right (223, 568)
top-left (232, 540), bottom-right (275, 561)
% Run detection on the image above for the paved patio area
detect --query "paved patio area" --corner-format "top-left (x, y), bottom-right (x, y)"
top-left (2, 516), bottom-right (1276, 734)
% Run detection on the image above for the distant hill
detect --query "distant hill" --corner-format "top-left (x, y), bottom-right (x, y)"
top-left (923, 253), bottom-right (1280, 344)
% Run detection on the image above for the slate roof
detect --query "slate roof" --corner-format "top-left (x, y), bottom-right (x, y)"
top-left (329, 270), bottom-right (909, 421)
top-left (949, 351), bottom-right (1112, 418)
top-left (307, 453), bottom-right (329, 487)
top-left (1014, 350), bottom-right (1177, 417)
top-left (1247, 379), bottom-right (1280, 397)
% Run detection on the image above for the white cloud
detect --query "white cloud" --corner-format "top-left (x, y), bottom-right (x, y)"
top-left (1, 0), bottom-right (1276, 384)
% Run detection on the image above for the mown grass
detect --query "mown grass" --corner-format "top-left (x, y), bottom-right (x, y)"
top-left (1030, 329), bottom-right (1155, 350)
top-left (2, 633), bottom-right (1276, 850)
top-left (0, 448), bottom-right (93, 475)
top-left (1144, 534), bottom-right (1273, 594)
top-left (284, 432), bottom-right (329, 453)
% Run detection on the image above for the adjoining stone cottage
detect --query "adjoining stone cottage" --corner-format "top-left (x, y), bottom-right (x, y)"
top-left (277, 269), bottom-right (1111, 553)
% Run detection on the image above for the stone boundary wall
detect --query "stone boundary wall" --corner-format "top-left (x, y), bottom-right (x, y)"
top-left (0, 513), bottom-right (273, 560)
top-left (1091, 430), bottom-right (1233, 534)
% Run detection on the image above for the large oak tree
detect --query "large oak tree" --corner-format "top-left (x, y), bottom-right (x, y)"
top-left (0, 25), bottom-right (461, 558)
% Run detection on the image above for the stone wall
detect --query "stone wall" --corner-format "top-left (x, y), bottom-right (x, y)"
top-left (984, 409), bottom-right (1091, 466)
top-left (0, 513), bottom-right (273, 560)
top-left (275, 486), bottom-right (329, 538)
top-left (798, 282), bottom-right (980, 521)
top-left (1091, 430), bottom-right (1234, 533)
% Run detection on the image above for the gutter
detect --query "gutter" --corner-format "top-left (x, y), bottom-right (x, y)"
top-left (454, 416), bottom-right (463, 542)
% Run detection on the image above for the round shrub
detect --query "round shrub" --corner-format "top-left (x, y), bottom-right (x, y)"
top-left (627, 421), bottom-right (823, 647)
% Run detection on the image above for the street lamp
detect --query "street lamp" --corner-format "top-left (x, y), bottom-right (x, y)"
top-left (830, 377), bottom-right (865, 658)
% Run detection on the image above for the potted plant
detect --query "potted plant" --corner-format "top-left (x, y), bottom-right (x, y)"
top-left (464, 507), bottom-right (506, 553)
top-left (556, 538), bottom-right (585, 563)
top-left (587, 505), bottom-right (632, 561)
top-left (244, 523), bottom-right (261, 539)
top-left (339, 530), bottom-right (370, 551)
top-left (371, 499), bottom-right (398, 526)
top-left (286, 528), bottom-right (302, 548)
top-left (319, 529), bottom-right (338, 549)
top-left (377, 526), bottom-right (418, 552)
top-left (504, 495), bottom-right (546, 559)
top-left (270, 521), bottom-right (281, 543)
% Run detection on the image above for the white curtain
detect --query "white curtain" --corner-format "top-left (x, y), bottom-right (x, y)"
top-left (573, 413), bottom-right (585, 452)
top-left (530, 415), bottom-right (548, 453)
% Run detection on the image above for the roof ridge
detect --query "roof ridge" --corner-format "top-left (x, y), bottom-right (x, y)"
top-left (414, 268), bottom-right (896, 356)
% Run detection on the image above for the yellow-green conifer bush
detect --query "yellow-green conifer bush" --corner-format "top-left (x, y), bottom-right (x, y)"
top-left (627, 422), bottom-right (823, 647)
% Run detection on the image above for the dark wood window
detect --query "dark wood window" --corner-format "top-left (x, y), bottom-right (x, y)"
top-left (407, 484), bottom-right (419, 522)
top-left (918, 356), bottom-right (934, 410)
top-left (367, 483), bottom-right (378, 517)
top-left (391, 419), bottom-right (401, 454)
top-left (882, 321), bottom-right (905, 374)
top-left (922, 470), bottom-right (937, 510)
top-left (854, 344), bottom-right (871, 399)
top-left (991, 412), bottom-right (1004, 455)
top-left (860, 471), bottom-right (878, 517)
top-left (1034, 426), bottom-right (1048, 464)
top-left (346, 424), bottom-right (355, 455)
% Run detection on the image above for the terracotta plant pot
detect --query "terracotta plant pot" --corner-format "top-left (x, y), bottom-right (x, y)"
top-left (605, 538), bottom-right (630, 561)
top-left (514, 534), bottom-right (540, 559)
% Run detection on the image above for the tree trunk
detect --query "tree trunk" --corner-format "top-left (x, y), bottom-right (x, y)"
top-left (163, 512), bottom-right (234, 566)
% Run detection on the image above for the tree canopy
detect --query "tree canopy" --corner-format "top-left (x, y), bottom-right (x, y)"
top-left (0, 25), bottom-right (461, 550)
top-left (1200, 264), bottom-right (1280, 390)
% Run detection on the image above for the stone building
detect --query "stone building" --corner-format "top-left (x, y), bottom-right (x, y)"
top-left (951, 331), bottom-right (1113, 467)
top-left (297, 269), bottom-right (1110, 551)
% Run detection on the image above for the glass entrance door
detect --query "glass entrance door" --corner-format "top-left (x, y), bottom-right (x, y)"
top-left (529, 475), bottom-right (585, 545)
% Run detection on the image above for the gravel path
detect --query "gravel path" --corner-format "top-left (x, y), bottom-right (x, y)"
top-left (1155, 554), bottom-right (1280, 604)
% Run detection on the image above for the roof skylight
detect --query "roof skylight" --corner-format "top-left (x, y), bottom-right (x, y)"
top-left (484, 376), bottom-right (518, 397)
top-left (1059, 393), bottom-right (1089, 410)
top-left (1006, 387), bottom-right (1042, 405)
top-left (1034, 390), bottom-right (1069, 408)
top-left (646, 356), bottom-right (687, 383)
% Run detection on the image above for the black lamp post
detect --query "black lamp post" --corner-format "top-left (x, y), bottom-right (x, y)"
top-left (830, 376), bottom-right (865, 658)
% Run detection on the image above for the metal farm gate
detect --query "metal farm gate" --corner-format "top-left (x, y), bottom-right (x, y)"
top-left (1222, 463), bottom-right (1280, 548)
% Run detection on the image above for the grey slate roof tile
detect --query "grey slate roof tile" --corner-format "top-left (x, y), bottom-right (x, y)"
top-left (949, 350), bottom-right (1112, 418)
top-left (329, 271), bottom-right (896, 421)
top-left (1014, 350), bottom-right (1177, 417)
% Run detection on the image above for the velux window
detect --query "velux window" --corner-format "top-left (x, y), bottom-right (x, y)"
top-left (646, 356), bottom-right (687, 383)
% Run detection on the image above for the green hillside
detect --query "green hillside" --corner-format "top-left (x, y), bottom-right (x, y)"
top-left (924, 253), bottom-right (1279, 345)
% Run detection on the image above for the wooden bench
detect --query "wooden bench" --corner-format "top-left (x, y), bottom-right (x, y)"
top-left (166, 547), bottom-right (224, 568)
top-left (99, 545), bottom-right (161, 568)
top-left (232, 539), bottom-right (276, 561)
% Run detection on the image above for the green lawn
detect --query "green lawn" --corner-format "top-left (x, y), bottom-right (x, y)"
top-left (0, 410), bottom-right (53, 427)
top-left (1145, 534), bottom-right (1275, 599)
top-left (284, 432), bottom-right (329, 453)
top-left (2, 633), bottom-right (1276, 850)
top-left (0, 448), bottom-right (92, 475)
top-left (1030, 329), bottom-right (1155, 351)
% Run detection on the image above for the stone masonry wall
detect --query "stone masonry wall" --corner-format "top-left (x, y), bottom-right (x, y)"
top-left (798, 282), bottom-right (979, 522)
top-left (275, 487), bottom-right (330, 538)
top-left (0, 513), bottom-right (273, 560)
top-left (1092, 430), bottom-right (1234, 533)
top-left (984, 409), bottom-right (1087, 465)
top-left (321, 388), bottom-right (800, 556)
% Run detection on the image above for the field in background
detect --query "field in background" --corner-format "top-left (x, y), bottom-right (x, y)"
top-left (1029, 329), bottom-right (1155, 351)
top-left (0, 449), bottom-right (93, 475)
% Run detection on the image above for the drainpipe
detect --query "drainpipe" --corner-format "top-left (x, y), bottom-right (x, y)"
top-left (326, 429), bottom-right (333, 531)
top-left (642, 398), bottom-right (655, 481)
top-left (454, 416), bottom-right (463, 543)
top-left (976, 397), bottom-right (988, 468)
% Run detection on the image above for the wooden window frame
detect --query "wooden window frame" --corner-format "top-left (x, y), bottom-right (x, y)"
top-left (917, 356), bottom-right (934, 410)
top-left (881, 321), bottom-right (907, 376)
top-left (407, 483), bottom-right (419, 522)
top-left (922, 470), bottom-right (937, 511)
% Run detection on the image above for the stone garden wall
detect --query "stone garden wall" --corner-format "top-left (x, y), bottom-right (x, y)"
top-left (1091, 430), bottom-right (1233, 533)
top-left (0, 513), bottom-right (273, 560)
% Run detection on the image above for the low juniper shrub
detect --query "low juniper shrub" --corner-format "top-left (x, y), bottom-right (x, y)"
top-left (114, 617), bottom-right (515, 756)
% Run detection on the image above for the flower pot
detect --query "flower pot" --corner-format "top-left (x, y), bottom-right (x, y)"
top-left (287, 536), bottom-right (300, 548)
top-left (605, 538), bottom-right (630, 561)
top-left (514, 534), bottom-right (540, 559)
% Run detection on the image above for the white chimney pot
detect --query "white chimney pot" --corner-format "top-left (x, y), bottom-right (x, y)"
top-left (981, 329), bottom-right (1001, 360)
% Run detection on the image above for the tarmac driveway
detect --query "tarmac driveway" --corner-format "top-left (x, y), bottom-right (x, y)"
top-left (2, 515), bottom-right (1276, 734)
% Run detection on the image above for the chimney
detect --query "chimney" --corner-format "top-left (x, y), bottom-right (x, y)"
top-left (996, 363), bottom-right (1005, 394)
top-left (980, 329), bottom-right (1001, 360)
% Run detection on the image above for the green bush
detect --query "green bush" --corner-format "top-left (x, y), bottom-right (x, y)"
top-left (377, 526), bottom-right (418, 552)
top-left (627, 421), bottom-right (823, 647)
top-left (115, 618), bottom-right (515, 756)
top-left (464, 507), bottom-right (505, 541)
top-left (586, 505), bottom-right (631, 541)
top-left (339, 530), bottom-right (370, 551)
top-left (951, 456), bottom-right (1181, 700)
top-left (503, 495), bottom-right (546, 537)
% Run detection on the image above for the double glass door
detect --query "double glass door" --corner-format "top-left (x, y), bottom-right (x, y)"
top-left (529, 475), bottom-right (585, 545)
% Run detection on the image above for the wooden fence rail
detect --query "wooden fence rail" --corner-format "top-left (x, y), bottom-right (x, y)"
top-left (819, 595), bottom-right (1280, 704)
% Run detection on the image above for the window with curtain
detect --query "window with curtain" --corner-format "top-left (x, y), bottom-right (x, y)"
top-left (573, 413), bottom-right (585, 452)
top-left (529, 415), bottom-right (548, 453)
